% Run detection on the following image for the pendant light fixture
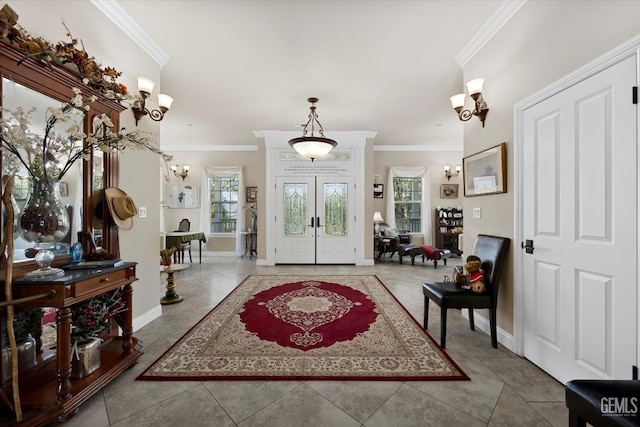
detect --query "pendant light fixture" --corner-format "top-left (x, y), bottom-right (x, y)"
top-left (288, 97), bottom-right (337, 161)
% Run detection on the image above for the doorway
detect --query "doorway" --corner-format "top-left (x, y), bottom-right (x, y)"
top-left (518, 53), bottom-right (638, 383)
top-left (275, 176), bottom-right (355, 264)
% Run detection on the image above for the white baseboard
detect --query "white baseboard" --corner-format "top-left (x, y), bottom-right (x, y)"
top-left (133, 305), bottom-right (162, 333)
top-left (461, 309), bottom-right (515, 352)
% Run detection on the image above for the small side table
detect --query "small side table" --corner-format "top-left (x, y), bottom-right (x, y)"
top-left (160, 264), bottom-right (190, 305)
top-left (241, 231), bottom-right (257, 259)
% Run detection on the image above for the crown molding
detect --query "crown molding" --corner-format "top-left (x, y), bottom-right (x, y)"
top-left (454, 0), bottom-right (527, 68)
top-left (374, 145), bottom-right (463, 152)
top-left (162, 144), bottom-right (258, 152)
top-left (91, 0), bottom-right (169, 68)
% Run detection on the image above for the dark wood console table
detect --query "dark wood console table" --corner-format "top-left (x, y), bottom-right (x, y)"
top-left (0, 262), bottom-right (141, 426)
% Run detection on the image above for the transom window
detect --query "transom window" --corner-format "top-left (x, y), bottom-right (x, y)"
top-left (393, 177), bottom-right (422, 233)
top-left (208, 176), bottom-right (239, 233)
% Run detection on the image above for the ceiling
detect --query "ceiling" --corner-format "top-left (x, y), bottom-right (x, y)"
top-left (105, 0), bottom-right (507, 150)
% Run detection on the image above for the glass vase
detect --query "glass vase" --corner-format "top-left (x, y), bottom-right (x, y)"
top-left (18, 178), bottom-right (70, 277)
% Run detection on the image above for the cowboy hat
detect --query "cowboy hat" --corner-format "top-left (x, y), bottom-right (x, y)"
top-left (104, 187), bottom-right (137, 230)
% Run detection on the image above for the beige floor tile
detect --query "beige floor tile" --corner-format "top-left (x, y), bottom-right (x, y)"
top-left (203, 380), bottom-right (301, 423)
top-left (47, 255), bottom-right (568, 427)
top-left (364, 383), bottom-right (486, 426)
top-left (239, 383), bottom-right (360, 427)
top-left (305, 380), bottom-right (404, 423)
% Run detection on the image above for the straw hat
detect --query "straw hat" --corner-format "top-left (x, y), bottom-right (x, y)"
top-left (104, 187), bottom-right (138, 230)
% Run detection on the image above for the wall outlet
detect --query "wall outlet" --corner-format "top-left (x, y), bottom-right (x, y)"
top-left (138, 206), bottom-right (147, 218)
top-left (473, 207), bottom-right (481, 219)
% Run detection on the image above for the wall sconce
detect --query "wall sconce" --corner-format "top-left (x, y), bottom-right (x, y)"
top-left (449, 78), bottom-right (489, 127)
top-left (444, 165), bottom-right (461, 181)
top-left (373, 211), bottom-right (384, 236)
top-left (171, 165), bottom-right (189, 180)
top-left (132, 76), bottom-right (174, 126)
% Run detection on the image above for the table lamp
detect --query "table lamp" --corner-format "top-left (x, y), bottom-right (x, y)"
top-left (373, 211), bottom-right (384, 235)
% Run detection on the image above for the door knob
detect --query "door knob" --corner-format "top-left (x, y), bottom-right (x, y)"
top-left (521, 239), bottom-right (534, 254)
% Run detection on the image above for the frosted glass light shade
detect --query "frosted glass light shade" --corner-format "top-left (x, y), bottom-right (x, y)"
top-left (449, 93), bottom-right (466, 109)
top-left (157, 94), bottom-right (174, 111)
top-left (466, 78), bottom-right (484, 96)
top-left (137, 76), bottom-right (155, 96)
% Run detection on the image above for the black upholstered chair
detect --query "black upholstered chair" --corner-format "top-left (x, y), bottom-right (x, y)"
top-left (423, 234), bottom-right (510, 349)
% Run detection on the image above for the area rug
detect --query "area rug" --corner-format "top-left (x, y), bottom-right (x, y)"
top-left (136, 275), bottom-right (468, 381)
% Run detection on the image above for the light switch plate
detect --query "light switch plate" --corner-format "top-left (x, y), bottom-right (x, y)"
top-left (473, 207), bottom-right (481, 219)
top-left (138, 206), bottom-right (147, 218)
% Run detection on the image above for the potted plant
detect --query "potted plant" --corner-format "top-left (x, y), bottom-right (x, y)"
top-left (160, 247), bottom-right (177, 266)
top-left (69, 289), bottom-right (126, 378)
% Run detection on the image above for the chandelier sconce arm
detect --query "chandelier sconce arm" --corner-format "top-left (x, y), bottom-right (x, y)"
top-left (444, 165), bottom-right (461, 181)
top-left (450, 78), bottom-right (489, 127)
top-left (132, 76), bottom-right (174, 126)
top-left (171, 165), bottom-right (190, 180)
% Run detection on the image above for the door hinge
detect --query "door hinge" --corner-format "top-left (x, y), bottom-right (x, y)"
top-left (633, 86), bottom-right (638, 104)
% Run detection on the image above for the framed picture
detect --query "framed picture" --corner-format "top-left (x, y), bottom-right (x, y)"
top-left (462, 142), bottom-right (507, 196)
top-left (166, 185), bottom-right (200, 208)
top-left (59, 181), bottom-right (68, 197)
top-left (440, 183), bottom-right (458, 199)
top-left (373, 184), bottom-right (384, 198)
top-left (246, 186), bottom-right (257, 203)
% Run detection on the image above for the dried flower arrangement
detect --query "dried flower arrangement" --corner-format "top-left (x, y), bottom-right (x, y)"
top-left (70, 289), bottom-right (126, 346)
top-left (160, 247), bottom-right (177, 260)
top-left (0, 4), bottom-right (128, 99)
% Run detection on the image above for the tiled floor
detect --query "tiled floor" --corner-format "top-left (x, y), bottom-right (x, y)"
top-left (56, 255), bottom-right (567, 427)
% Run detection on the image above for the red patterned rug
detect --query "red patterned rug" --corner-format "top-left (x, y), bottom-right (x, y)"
top-left (137, 275), bottom-right (468, 381)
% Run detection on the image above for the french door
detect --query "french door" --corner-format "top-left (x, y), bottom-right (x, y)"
top-left (275, 176), bottom-right (355, 264)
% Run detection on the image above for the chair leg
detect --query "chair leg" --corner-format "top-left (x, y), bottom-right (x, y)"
top-left (440, 308), bottom-right (447, 349)
top-left (188, 247), bottom-right (192, 263)
top-left (468, 308), bottom-right (475, 331)
top-left (490, 308), bottom-right (498, 348)
top-left (423, 296), bottom-right (430, 329)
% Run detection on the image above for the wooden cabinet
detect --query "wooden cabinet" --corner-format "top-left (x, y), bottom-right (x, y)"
top-left (0, 263), bottom-right (141, 426)
top-left (435, 208), bottom-right (463, 255)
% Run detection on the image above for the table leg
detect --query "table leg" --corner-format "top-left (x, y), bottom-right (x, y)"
top-left (161, 271), bottom-right (184, 305)
top-left (199, 239), bottom-right (202, 263)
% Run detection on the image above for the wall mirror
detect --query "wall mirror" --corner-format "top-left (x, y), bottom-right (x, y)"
top-left (0, 42), bottom-right (124, 277)
top-left (2, 78), bottom-right (85, 261)
top-left (166, 185), bottom-right (200, 209)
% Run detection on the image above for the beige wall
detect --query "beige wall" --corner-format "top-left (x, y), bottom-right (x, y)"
top-left (372, 150), bottom-right (464, 246)
top-left (163, 150), bottom-right (261, 253)
top-left (461, 0), bottom-right (640, 335)
top-left (13, 1), bottom-right (165, 327)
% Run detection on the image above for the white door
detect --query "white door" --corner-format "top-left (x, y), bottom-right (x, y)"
top-left (522, 56), bottom-right (637, 383)
top-left (275, 176), bottom-right (355, 264)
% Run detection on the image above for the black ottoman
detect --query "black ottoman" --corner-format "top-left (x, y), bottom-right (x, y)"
top-left (566, 379), bottom-right (640, 426)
